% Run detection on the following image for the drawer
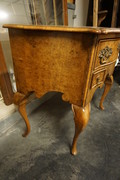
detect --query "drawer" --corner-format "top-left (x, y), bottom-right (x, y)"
top-left (91, 69), bottom-right (106, 89)
top-left (95, 39), bottom-right (120, 69)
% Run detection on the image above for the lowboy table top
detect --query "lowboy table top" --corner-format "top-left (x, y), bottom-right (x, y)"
top-left (3, 24), bottom-right (120, 34)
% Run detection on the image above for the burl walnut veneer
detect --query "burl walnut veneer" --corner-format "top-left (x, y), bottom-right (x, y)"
top-left (3, 24), bottom-right (120, 155)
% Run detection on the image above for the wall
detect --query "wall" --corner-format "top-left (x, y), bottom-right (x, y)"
top-left (74, 0), bottom-right (89, 27)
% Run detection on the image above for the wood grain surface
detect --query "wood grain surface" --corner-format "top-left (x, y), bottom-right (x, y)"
top-left (3, 24), bottom-right (120, 34)
top-left (3, 24), bottom-right (120, 154)
top-left (8, 28), bottom-right (96, 106)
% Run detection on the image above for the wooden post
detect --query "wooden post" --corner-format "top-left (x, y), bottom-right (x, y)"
top-left (111, 0), bottom-right (119, 27)
top-left (0, 42), bottom-right (14, 105)
top-left (53, 0), bottom-right (58, 25)
top-left (62, 0), bottom-right (68, 25)
top-left (93, 0), bottom-right (98, 26)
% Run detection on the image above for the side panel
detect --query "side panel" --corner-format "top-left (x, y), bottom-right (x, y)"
top-left (9, 29), bottom-right (95, 106)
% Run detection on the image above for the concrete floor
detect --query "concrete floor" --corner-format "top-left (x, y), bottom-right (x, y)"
top-left (0, 72), bottom-right (120, 180)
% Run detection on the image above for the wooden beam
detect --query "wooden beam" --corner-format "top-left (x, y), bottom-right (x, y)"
top-left (62, 0), bottom-right (68, 25)
top-left (111, 0), bottom-right (119, 27)
top-left (53, 0), bottom-right (58, 25)
top-left (93, 0), bottom-right (98, 26)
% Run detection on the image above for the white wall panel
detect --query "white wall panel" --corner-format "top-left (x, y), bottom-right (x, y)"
top-left (74, 0), bottom-right (89, 27)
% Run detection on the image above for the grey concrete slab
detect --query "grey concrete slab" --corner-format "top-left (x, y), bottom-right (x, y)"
top-left (0, 73), bottom-right (120, 180)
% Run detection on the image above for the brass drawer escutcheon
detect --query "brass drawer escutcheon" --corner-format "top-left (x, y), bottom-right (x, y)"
top-left (98, 46), bottom-right (112, 64)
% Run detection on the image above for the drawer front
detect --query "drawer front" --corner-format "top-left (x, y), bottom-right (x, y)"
top-left (91, 69), bottom-right (106, 89)
top-left (95, 39), bottom-right (120, 69)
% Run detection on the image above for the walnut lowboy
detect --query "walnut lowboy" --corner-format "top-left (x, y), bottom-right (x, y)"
top-left (3, 24), bottom-right (120, 155)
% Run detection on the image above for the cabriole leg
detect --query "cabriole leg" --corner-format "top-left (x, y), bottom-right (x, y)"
top-left (18, 102), bottom-right (30, 137)
top-left (99, 75), bottom-right (113, 110)
top-left (14, 92), bottom-right (32, 137)
top-left (71, 103), bottom-right (90, 155)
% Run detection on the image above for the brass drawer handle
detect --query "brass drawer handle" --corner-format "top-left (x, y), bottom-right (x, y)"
top-left (98, 46), bottom-right (112, 64)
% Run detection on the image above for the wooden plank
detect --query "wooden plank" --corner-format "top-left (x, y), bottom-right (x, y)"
top-left (0, 42), bottom-right (14, 105)
top-left (111, 0), bottom-right (119, 27)
top-left (62, 0), bottom-right (68, 25)
top-left (93, 0), bottom-right (98, 26)
top-left (53, 0), bottom-right (58, 25)
top-left (98, 10), bottom-right (108, 26)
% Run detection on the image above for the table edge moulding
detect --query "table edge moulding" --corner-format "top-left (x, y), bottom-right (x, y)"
top-left (3, 24), bottom-right (120, 155)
